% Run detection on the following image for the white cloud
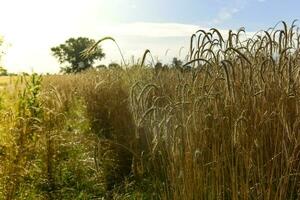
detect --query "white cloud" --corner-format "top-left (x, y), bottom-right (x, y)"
top-left (85, 22), bottom-right (255, 67)
top-left (0, 0), bottom-right (207, 73)
top-left (0, 0), bottom-right (253, 73)
top-left (1, 20), bottom-right (255, 73)
top-left (1, 22), bottom-right (209, 73)
top-left (130, 4), bottom-right (137, 9)
top-left (99, 22), bottom-right (202, 38)
top-left (212, 7), bottom-right (240, 24)
top-left (211, 0), bottom-right (247, 25)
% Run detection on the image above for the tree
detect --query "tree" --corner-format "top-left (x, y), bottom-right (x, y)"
top-left (172, 57), bottom-right (183, 69)
top-left (154, 61), bottom-right (163, 69)
top-left (95, 64), bottom-right (107, 70)
top-left (108, 62), bottom-right (121, 69)
top-left (0, 67), bottom-right (7, 76)
top-left (51, 37), bottom-right (105, 73)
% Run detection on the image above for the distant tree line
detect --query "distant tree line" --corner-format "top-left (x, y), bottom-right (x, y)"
top-left (51, 37), bottom-right (193, 74)
top-left (0, 36), bottom-right (192, 76)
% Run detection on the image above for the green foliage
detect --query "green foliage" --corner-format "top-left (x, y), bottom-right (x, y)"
top-left (108, 62), bottom-right (121, 69)
top-left (171, 57), bottom-right (183, 68)
top-left (51, 37), bottom-right (105, 74)
top-left (4, 74), bottom-right (43, 200)
top-left (0, 67), bottom-right (7, 76)
top-left (96, 64), bottom-right (107, 70)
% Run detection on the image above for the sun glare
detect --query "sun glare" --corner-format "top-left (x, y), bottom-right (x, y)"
top-left (0, 0), bottom-right (121, 73)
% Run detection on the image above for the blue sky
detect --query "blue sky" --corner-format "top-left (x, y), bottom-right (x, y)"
top-left (98, 0), bottom-right (300, 30)
top-left (0, 0), bottom-right (299, 73)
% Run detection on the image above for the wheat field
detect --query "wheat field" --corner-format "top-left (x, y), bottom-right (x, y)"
top-left (0, 22), bottom-right (299, 199)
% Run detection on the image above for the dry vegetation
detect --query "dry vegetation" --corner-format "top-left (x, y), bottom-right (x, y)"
top-left (0, 21), bottom-right (300, 199)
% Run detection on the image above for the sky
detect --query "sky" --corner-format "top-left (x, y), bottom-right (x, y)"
top-left (0, 0), bottom-right (299, 73)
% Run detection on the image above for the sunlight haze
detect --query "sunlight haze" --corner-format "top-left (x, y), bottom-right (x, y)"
top-left (0, 0), bottom-right (299, 73)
